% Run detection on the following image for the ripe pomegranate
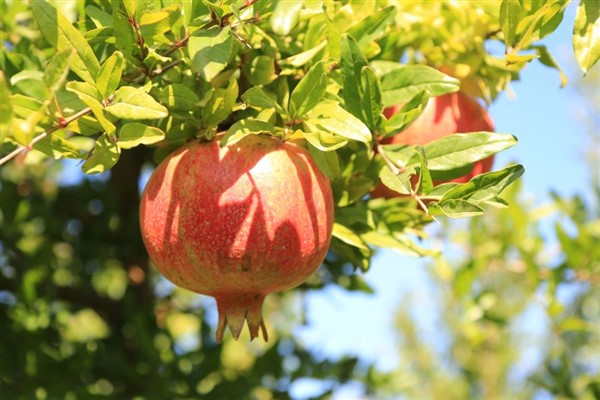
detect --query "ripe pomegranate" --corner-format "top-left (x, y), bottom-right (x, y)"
top-left (139, 135), bottom-right (334, 342)
top-left (372, 91), bottom-right (495, 198)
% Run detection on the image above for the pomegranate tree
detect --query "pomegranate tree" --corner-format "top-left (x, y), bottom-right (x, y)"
top-left (373, 91), bottom-right (495, 198)
top-left (139, 135), bottom-right (334, 342)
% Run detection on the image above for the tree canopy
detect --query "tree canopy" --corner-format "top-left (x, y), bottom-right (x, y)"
top-left (1, 1), bottom-right (599, 399)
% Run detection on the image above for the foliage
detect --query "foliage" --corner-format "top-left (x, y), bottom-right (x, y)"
top-left (0, 0), bottom-right (599, 399)
top-left (378, 180), bottom-right (600, 399)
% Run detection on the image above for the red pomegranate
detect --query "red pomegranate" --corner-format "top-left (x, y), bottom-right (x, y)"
top-left (139, 134), bottom-right (334, 342)
top-left (372, 91), bottom-right (495, 198)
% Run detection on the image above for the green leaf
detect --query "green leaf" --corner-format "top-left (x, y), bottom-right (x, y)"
top-left (10, 71), bottom-right (46, 100)
top-left (248, 55), bottom-right (276, 85)
top-left (428, 199), bottom-right (484, 218)
top-left (332, 223), bottom-right (369, 251)
top-left (573, 0), bottom-right (600, 74)
top-left (65, 81), bottom-right (102, 111)
top-left (188, 27), bottom-right (233, 82)
top-left (33, 132), bottom-right (81, 159)
top-left (500, 0), bottom-right (521, 47)
top-left (201, 77), bottom-right (238, 128)
top-left (290, 61), bottom-right (328, 118)
top-left (380, 144), bottom-right (415, 169)
top-left (331, 237), bottom-right (371, 271)
top-left (533, 45), bottom-right (568, 87)
top-left (158, 83), bottom-right (200, 113)
top-left (381, 66), bottom-right (460, 107)
top-left (66, 114), bottom-right (103, 136)
top-left (302, 130), bottom-right (348, 152)
top-left (279, 41), bottom-right (328, 67)
top-left (82, 133), bottom-right (120, 174)
top-left (138, 4), bottom-right (181, 45)
top-left (96, 51), bottom-right (124, 99)
top-left (0, 71), bottom-right (12, 140)
top-left (30, 0), bottom-right (101, 85)
top-left (9, 94), bottom-right (44, 120)
top-left (85, 5), bottom-right (113, 28)
top-left (424, 133), bottom-right (518, 171)
top-left (483, 197), bottom-right (510, 208)
top-left (340, 34), bottom-right (368, 121)
top-left (308, 143), bottom-right (340, 179)
top-left (105, 86), bottom-right (168, 120)
top-left (220, 119), bottom-right (274, 147)
top-left (440, 164), bottom-right (525, 204)
top-left (118, 123), bottom-right (165, 149)
top-left (379, 166), bottom-right (413, 195)
top-left (360, 67), bottom-right (383, 132)
top-left (428, 182), bottom-right (460, 198)
top-left (84, 26), bottom-right (115, 45)
top-left (414, 147), bottom-right (433, 195)
top-left (241, 87), bottom-right (286, 115)
top-left (305, 101), bottom-right (371, 143)
top-left (122, 0), bottom-right (138, 17)
top-left (346, 6), bottom-right (396, 47)
top-left (505, 53), bottom-right (538, 64)
top-left (270, 1), bottom-right (304, 36)
top-left (361, 229), bottom-right (437, 257)
top-left (514, 0), bottom-right (568, 51)
top-left (382, 91), bottom-right (430, 138)
top-left (43, 48), bottom-right (73, 94)
top-left (112, 3), bottom-right (135, 58)
top-left (66, 81), bottom-right (116, 135)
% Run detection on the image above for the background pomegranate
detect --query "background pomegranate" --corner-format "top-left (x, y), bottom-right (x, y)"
top-left (372, 91), bottom-right (495, 198)
top-left (139, 135), bottom-right (334, 342)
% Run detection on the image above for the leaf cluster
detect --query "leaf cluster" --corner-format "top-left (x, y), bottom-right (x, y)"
top-left (0, 1), bottom-right (566, 270)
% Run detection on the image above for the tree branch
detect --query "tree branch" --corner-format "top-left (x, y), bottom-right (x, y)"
top-left (0, 107), bottom-right (92, 166)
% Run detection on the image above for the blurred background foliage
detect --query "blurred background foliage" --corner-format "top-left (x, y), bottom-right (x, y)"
top-left (1, 1), bottom-right (599, 399)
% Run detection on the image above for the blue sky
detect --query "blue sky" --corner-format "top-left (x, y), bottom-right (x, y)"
top-left (292, 3), bottom-right (598, 398)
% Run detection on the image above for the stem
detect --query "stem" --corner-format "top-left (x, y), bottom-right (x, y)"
top-left (414, 195), bottom-right (439, 223)
top-left (376, 143), bottom-right (404, 175)
top-left (0, 107), bottom-right (92, 166)
top-left (374, 135), bottom-right (438, 221)
top-left (163, 31), bottom-right (190, 58)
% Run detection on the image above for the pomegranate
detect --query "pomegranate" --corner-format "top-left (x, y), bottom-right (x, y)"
top-left (372, 91), bottom-right (495, 198)
top-left (139, 134), bottom-right (334, 342)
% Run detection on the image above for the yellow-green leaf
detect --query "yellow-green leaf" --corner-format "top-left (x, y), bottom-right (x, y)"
top-left (82, 133), bottom-right (120, 174)
top-left (105, 87), bottom-right (168, 120)
top-left (118, 123), bottom-right (165, 149)
top-left (30, 0), bottom-right (101, 85)
top-left (573, 0), bottom-right (600, 73)
top-left (96, 51), bottom-right (124, 99)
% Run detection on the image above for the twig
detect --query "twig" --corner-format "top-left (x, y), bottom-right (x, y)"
top-left (414, 195), bottom-right (438, 223)
top-left (163, 31), bottom-right (190, 58)
top-left (376, 143), bottom-right (403, 175)
top-left (375, 137), bottom-right (438, 221)
top-left (0, 107), bottom-right (92, 166)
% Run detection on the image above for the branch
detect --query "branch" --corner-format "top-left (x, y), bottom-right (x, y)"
top-left (376, 143), bottom-right (403, 175)
top-left (375, 137), bottom-right (438, 221)
top-left (0, 107), bottom-right (92, 167)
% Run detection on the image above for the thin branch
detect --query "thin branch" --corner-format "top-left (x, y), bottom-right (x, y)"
top-left (375, 136), bottom-right (438, 221)
top-left (0, 107), bottom-right (92, 166)
top-left (150, 59), bottom-right (184, 79)
top-left (376, 143), bottom-right (403, 175)
top-left (163, 31), bottom-right (190, 58)
top-left (414, 195), bottom-right (439, 223)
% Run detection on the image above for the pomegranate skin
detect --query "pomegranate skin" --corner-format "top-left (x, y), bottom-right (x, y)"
top-left (373, 92), bottom-right (495, 198)
top-left (139, 135), bottom-right (334, 342)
